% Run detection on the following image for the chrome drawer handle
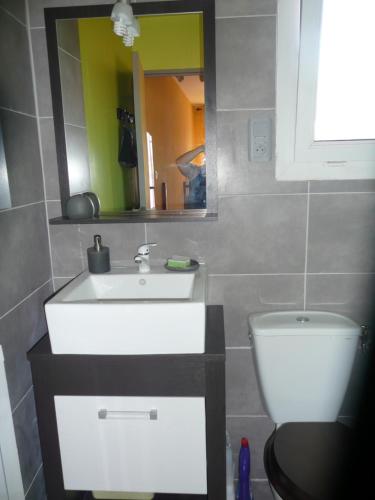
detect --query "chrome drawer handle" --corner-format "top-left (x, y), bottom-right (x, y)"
top-left (98, 409), bottom-right (158, 420)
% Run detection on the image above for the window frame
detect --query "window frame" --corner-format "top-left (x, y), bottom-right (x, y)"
top-left (276, 0), bottom-right (375, 180)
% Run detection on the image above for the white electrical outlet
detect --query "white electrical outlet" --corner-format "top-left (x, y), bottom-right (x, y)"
top-left (249, 117), bottom-right (272, 162)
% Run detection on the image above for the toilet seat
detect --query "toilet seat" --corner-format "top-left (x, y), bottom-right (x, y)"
top-left (264, 422), bottom-right (353, 500)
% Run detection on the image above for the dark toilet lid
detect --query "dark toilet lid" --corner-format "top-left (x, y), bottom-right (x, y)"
top-left (264, 422), bottom-right (353, 500)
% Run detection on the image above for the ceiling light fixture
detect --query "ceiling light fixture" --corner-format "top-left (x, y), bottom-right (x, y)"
top-left (111, 0), bottom-right (140, 47)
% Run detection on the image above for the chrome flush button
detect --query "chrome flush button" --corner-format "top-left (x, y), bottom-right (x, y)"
top-left (296, 316), bottom-right (310, 323)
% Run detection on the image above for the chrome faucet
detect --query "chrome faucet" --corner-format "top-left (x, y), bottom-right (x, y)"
top-left (134, 243), bottom-right (157, 273)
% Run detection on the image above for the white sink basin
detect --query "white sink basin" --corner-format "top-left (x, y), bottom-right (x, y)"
top-left (45, 266), bottom-right (206, 355)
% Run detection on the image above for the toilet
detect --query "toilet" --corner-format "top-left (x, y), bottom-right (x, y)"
top-left (248, 311), bottom-right (361, 500)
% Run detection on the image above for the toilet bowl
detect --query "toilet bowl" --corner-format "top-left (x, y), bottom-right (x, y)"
top-left (248, 311), bottom-right (360, 500)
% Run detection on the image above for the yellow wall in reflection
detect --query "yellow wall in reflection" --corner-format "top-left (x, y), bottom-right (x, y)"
top-left (134, 14), bottom-right (204, 71)
top-left (78, 18), bottom-right (135, 212)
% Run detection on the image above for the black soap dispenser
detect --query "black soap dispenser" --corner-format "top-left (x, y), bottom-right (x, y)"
top-left (87, 234), bottom-right (110, 273)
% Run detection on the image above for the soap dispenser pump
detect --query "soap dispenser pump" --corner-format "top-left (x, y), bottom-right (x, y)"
top-left (87, 234), bottom-right (110, 273)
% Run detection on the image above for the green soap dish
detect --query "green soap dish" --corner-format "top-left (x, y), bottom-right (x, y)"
top-left (165, 259), bottom-right (200, 272)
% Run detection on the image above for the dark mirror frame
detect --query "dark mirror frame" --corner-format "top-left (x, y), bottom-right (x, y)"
top-left (45, 0), bottom-right (217, 224)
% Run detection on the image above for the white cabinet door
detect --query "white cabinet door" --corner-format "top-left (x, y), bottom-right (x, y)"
top-left (54, 396), bottom-right (207, 494)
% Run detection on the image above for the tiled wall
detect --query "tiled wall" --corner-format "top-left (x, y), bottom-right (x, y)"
top-left (0, 0), bottom-right (52, 498)
top-left (4, 0), bottom-right (373, 499)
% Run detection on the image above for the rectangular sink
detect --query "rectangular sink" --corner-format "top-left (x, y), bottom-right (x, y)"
top-left (45, 266), bottom-right (206, 355)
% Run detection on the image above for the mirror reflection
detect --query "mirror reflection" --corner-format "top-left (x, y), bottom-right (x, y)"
top-left (57, 12), bottom-right (206, 214)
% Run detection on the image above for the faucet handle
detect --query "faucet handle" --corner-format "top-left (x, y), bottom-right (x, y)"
top-left (137, 242), bottom-right (157, 255)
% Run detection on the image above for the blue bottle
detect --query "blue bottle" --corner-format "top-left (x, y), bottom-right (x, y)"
top-left (236, 437), bottom-right (253, 500)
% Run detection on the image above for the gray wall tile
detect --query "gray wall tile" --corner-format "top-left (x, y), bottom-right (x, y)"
top-left (28, 0), bottom-right (171, 28)
top-left (308, 193), bottom-right (375, 273)
top-left (226, 348), bottom-right (266, 415)
top-left (13, 388), bottom-right (43, 492)
top-left (31, 28), bottom-right (53, 117)
top-left (49, 221), bottom-right (83, 277)
top-left (0, 282), bottom-right (52, 409)
top-left (64, 124), bottom-right (90, 194)
top-left (216, 17), bottom-right (275, 109)
top-left (25, 466), bottom-right (47, 500)
top-left (217, 110), bottom-right (307, 194)
top-left (0, 9), bottom-right (35, 115)
top-left (57, 19), bottom-right (80, 58)
top-left (29, 0), bottom-right (117, 28)
top-left (227, 416), bottom-right (274, 478)
top-left (0, 109), bottom-right (44, 206)
top-left (310, 179), bottom-right (375, 194)
top-left (0, 203), bottom-right (51, 316)
top-left (78, 223), bottom-right (146, 268)
top-left (216, 0), bottom-right (276, 17)
top-left (53, 276), bottom-right (74, 290)
top-left (59, 49), bottom-right (86, 127)
top-left (209, 274), bottom-right (304, 346)
top-left (40, 118), bottom-right (60, 200)
top-left (0, 0), bottom-right (26, 24)
top-left (148, 195), bottom-right (307, 274)
top-left (306, 273), bottom-right (375, 327)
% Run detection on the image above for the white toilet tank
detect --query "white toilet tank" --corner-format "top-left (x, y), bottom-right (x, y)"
top-left (248, 311), bottom-right (361, 424)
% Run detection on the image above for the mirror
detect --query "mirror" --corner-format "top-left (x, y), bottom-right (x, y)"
top-left (45, 0), bottom-right (217, 222)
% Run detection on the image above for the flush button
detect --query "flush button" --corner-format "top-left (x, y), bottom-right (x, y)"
top-left (296, 316), bottom-right (310, 323)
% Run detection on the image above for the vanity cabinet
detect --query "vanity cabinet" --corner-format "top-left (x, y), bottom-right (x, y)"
top-left (27, 306), bottom-right (225, 500)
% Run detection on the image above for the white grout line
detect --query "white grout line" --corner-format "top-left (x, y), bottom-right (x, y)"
top-left (63, 122), bottom-right (86, 130)
top-left (309, 190), bottom-right (375, 195)
top-left (216, 14), bottom-right (276, 20)
top-left (225, 346), bottom-right (251, 350)
top-left (0, 5), bottom-right (27, 27)
top-left (54, 276), bottom-right (75, 280)
top-left (24, 462), bottom-right (43, 498)
top-left (26, 0), bottom-right (55, 291)
top-left (39, 116), bottom-right (54, 120)
top-left (0, 105), bottom-right (36, 119)
top-left (217, 107), bottom-right (275, 112)
top-left (303, 181), bottom-right (310, 310)
top-left (30, 26), bottom-right (44, 30)
top-left (0, 200), bottom-right (44, 213)
top-left (0, 279), bottom-right (52, 322)
top-left (218, 192), bottom-right (307, 198)
top-left (226, 414), bottom-right (269, 418)
top-left (209, 272), bottom-right (304, 277)
top-left (11, 385), bottom-right (33, 415)
top-left (58, 46), bottom-right (81, 63)
top-left (78, 224), bottom-right (86, 272)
